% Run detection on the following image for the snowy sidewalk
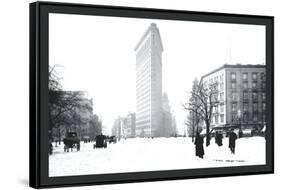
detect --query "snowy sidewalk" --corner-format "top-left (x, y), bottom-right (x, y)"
top-left (49, 136), bottom-right (265, 177)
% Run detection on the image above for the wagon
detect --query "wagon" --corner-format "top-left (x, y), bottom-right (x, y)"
top-left (109, 136), bottom-right (117, 144)
top-left (93, 134), bottom-right (107, 149)
top-left (63, 132), bottom-right (80, 152)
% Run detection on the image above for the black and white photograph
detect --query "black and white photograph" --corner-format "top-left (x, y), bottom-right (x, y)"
top-left (48, 12), bottom-right (269, 177)
top-left (1, 0), bottom-right (280, 189)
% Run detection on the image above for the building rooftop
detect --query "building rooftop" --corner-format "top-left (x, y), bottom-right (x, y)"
top-left (201, 64), bottom-right (266, 79)
top-left (134, 23), bottom-right (163, 52)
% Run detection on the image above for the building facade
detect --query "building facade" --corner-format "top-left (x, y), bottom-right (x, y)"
top-left (126, 113), bottom-right (136, 138)
top-left (134, 23), bottom-right (163, 137)
top-left (50, 91), bottom-right (99, 141)
top-left (161, 93), bottom-right (177, 137)
top-left (201, 64), bottom-right (266, 129)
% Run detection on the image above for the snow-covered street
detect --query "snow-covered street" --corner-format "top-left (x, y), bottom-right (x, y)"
top-left (49, 137), bottom-right (265, 177)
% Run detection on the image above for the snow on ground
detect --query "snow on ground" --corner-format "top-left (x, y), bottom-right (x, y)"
top-left (49, 136), bottom-right (265, 177)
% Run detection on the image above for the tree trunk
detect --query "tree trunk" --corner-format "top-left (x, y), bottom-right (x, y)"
top-left (58, 128), bottom-right (61, 145)
top-left (191, 117), bottom-right (195, 142)
top-left (206, 121), bottom-right (210, 146)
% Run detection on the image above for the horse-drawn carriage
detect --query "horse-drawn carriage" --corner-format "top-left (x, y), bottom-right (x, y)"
top-left (93, 134), bottom-right (107, 149)
top-left (108, 136), bottom-right (117, 144)
top-left (63, 132), bottom-right (80, 152)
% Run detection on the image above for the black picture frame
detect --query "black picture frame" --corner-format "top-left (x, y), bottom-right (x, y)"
top-left (29, 1), bottom-right (274, 188)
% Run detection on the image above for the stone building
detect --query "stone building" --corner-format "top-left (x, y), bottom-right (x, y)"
top-left (112, 113), bottom-right (136, 139)
top-left (50, 91), bottom-right (99, 142)
top-left (201, 64), bottom-right (266, 129)
top-left (126, 113), bottom-right (136, 138)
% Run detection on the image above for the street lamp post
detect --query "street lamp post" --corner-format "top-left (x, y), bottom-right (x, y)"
top-left (237, 109), bottom-right (242, 137)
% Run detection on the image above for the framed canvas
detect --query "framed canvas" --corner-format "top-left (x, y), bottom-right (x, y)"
top-left (29, 1), bottom-right (274, 188)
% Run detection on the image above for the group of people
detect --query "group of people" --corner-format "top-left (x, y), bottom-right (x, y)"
top-left (194, 129), bottom-right (238, 159)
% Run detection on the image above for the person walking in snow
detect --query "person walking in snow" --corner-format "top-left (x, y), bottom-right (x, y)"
top-left (229, 128), bottom-right (238, 154)
top-left (194, 132), bottom-right (204, 159)
top-left (215, 131), bottom-right (223, 146)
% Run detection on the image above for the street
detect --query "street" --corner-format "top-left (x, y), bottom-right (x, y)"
top-left (49, 136), bottom-right (265, 177)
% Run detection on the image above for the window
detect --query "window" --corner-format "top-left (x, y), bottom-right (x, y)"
top-left (243, 91), bottom-right (248, 99)
top-left (262, 92), bottom-right (266, 100)
top-left (220, 92), bottom-right (224, 101)
top-left (212, 93), bottom-right (218, 102)
top-left (262, 103), bottom-right (266, 111)
top-left (231, 82), bottom-right (236, 89)
top-left (220, 114), bottom-right (224, 123)
top-left (262, 114), bottom-right (266, 123)
top-left (253, 114), bottom-right (258, 122)
top-left (252, 73), bottom-right (258, 80)
top-left (243, 82), bottom-right (248, 89)
top-left (220, 82), bottom-right (224, 90)
top-left (214, 106), bottom-right (218, 113)
top-left (215, 115), bottom-right (218, 124)
top-left (253, 92), bottom-right (258, 100)
top-left (243, 113), bottom-right (248, 122)
top-left (253, 103), bottom-right (258, 111)
top-left (242, 73), bottom-right (248, 80)
top-left (243, 103), bottom-right (248, 112)
top-left (213, 84), bottom-right (218, 91)
top-left (232, 92), bottom-right (237, 101)
top-left (204, 81), bottom-right (207, 87)
top-left (215, 76), bottom-right (218, 82)
top-left (261, 72), bottom-right (266, 80)
top-left (231, 73), bottom-right (236, 80)
top-left (231, 103), bottom-right (237, 112)
top-left (232, 114), bottom-right (236, 121)
top-left (262, 82), bottom-right (266, 89)
top-left (220, 104), bottom-right (224, 112)
top-left (252, 82), bottom-right (257, 89)
top-left (220, 74), bottom-right (224, 81)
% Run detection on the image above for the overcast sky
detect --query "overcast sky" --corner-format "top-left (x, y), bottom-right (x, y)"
top-left (49, 13), bottom-right (265, 135)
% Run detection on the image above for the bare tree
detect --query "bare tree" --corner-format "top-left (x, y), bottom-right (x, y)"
top-left (183, 78), bottom-right (202, 142)
top-left (48, 65), bottom-right (93, 141)
top-left (184, 111), bottom-right (202, 142)
top-left (184, 78), bottom-right (219, 146)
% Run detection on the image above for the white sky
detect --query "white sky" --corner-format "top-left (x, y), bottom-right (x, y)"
top-left (49, 13), bottom-right (265, 135)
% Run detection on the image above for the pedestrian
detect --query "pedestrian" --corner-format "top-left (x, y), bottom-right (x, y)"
top-left (229, 128), bottom-right (238, 154)
top-left (49, 141), bottom-right (53, 155)
top-left (194, 132), bottom-right (204, 159)
top-left (215, 131), bottom-right (223, 146)
top-left (238, 129), bottom-right (243, 138)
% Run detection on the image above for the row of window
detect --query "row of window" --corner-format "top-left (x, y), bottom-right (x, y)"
top-left (209, 73), bottom-right (224, 84)
top-left (230, 81), bottom-right (266, 89)
top-left (231, 102), bottom-right (266, 112)
top-left (211, 112), bottom-right (266, 124)
top-left (231, 113), bottom-right (266, 123)
top-left (243, 91), bottom-right (266, 100)
top-left (204, 81), bottom-right (224, 92)
top-left (231, 72), bottom-right (266, 81)
top-left (230, 91), bottom-right (266, 101)
top-left (211, 114), bottom-right (224, 123)
top-left (213, 104), bottom-right (225, 113)
top-left (136, 38), bottom-right (151, 59)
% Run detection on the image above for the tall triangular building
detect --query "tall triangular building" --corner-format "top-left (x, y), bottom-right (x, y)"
top-left (134, 23), bottom-right (163, 137)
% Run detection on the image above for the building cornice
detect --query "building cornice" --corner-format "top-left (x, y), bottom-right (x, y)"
top-left (134, 23), bottom-right (163, 52)
top-left (200, 64), bottom-right (266, 84)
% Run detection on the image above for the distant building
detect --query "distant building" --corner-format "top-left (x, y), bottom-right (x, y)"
top-left (161, 93), bottom-right (177, 137)
top-left (50, 91), bottom-right (98, 141)
top-left (126, 113), bottom-right (136, 138)
top-left (134, 23), bottom-right (163, 137)
top-left (112, 113), bottom-right (136, 138)
top-left (200, 64), bottom-right (266, 129)
top-left (112, 117), bottom-right (123, 139)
